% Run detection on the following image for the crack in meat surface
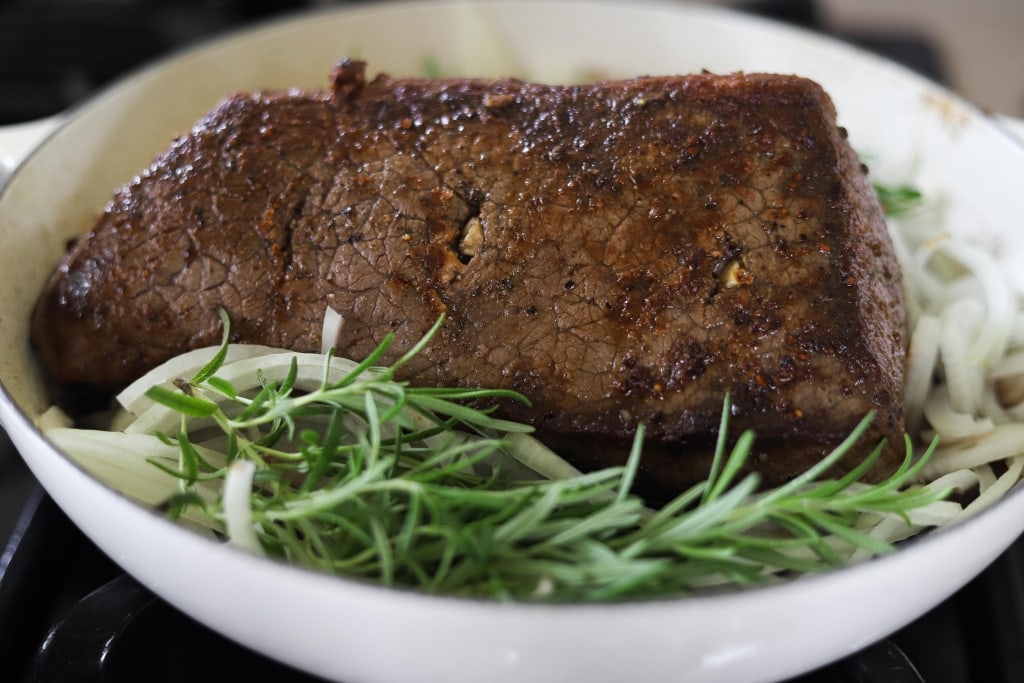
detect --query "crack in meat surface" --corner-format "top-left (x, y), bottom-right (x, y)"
top-left (32, 60), bottom-right (906, 499)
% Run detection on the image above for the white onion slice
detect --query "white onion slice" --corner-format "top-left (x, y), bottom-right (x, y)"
top-left (321, 306), bottom-right (344, 355)
top-left (924, 423), bottom-right (1024, 475)
top-left (922, 385), bottom-right (994, 441)
top-left (958, 456), bottom-right (1024, 520)
top-left (938, 297), bottom-right (984, 414)
top-left (44, 428), bottom-right (220, 533)
top-left (223, 459), bottom-right (263, 555)
top-left (116, 344), bottom-right (285, 416)
top-left (946, 242), bottom-right (1015, 368)
top-left (124, 352), bottom-right (373, 436)
top-left (903, 314), bottom-right (941, 435)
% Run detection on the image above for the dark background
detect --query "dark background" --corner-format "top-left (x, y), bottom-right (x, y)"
top-left (0, 0), bottom-right (954, 125)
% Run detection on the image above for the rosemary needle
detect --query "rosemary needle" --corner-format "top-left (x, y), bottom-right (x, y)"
top-left (114, 314), bottom-right (950, 602)
top-left (873, 182), bottom-right (924, 217)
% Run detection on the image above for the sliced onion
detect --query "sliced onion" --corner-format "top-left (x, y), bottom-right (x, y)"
top-left (124, 352), bottom-right (375, 435)
top-left (44, 428), bottom-right (220, 533)
top-left (938, 297), bottom-right (984, 415)
top-left (945, 242), bottom-right (1015, 368)
top-left (503, 432), bottom-right (584, 480)
top-left (35, 404), bottom-right (73, 430)
top-left (922, 385), bottom-right (994, 441)
top-left (924, 423), bottom-right (1024, 475)
top-left (116, 344), bottom-right (285, 416)
top-left (959, 456), bottom-right (1024, 520)
top-left (990, 351), bottom-right (1024, 380)
top-left (903, 314), bottom-right (941, 435)
top-left (321, 306), bottom-right (344, 355)
top-left (223, 459), bottom-right (264, 555)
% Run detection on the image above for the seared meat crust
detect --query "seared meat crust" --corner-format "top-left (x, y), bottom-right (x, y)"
top-left (32, 60), bottom-right (906, 497)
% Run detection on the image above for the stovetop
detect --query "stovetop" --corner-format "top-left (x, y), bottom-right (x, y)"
top-left (1, 1), bottom-right (1021, 681)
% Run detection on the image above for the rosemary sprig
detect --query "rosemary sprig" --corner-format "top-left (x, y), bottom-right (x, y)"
top-left (141, 315), bottom-right (949, 602)
top-left (874, 182), bottom-right (924, 217)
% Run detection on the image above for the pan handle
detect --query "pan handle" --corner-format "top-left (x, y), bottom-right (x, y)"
top-left (0, 116), bottom-right (62, 187)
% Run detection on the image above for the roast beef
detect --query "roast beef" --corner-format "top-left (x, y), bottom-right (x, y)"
top-left (31, 60), bottom-right (906, 498)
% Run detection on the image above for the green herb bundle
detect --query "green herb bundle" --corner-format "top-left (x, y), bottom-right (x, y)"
top-left (117, 311), bottom-right (950, 601)
top-left (874, 182), bottom-right (924, 217)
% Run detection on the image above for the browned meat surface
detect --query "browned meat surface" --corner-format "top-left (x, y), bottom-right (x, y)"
top-left (32, 60), bottom-right (906, 498)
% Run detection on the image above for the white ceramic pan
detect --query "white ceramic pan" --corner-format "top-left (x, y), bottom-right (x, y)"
top-left (2, 2), bottom-right (1023, 682)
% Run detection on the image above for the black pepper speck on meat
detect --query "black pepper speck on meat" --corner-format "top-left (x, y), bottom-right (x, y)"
top-left (31, 60), bottom-right (906, 500)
